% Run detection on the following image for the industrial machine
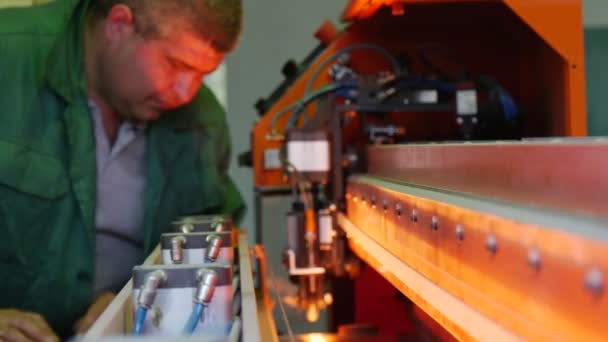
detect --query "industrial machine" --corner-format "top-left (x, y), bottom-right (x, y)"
top-left (241, 0), bottom-right (608, 340)
top-left (86, 0), bottom-right (606, 341)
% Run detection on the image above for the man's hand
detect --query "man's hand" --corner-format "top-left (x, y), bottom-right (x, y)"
top-left (73, 292), bottom-right (115, 335)
top-left (0, 309), bottom-right (59, 342)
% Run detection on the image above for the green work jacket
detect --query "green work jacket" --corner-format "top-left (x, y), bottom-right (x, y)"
top-left (0, 0), bottom-right (245, 337)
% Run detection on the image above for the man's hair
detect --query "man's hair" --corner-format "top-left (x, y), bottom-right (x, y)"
top-left (91, 0), bottom-right (242, 53)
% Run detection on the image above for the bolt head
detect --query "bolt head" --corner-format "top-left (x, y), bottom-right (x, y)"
top-left (395, 203), bottom-right (402, 216)
top-left (455, 225), bottom-right (464, 241)
top-left (411, 209), bottom-right (418, 223)
top-left (527, 249), bottom-right (541, 271)
top-left (181, 223), bottom-right (194, 233)
top-left (585, 268), bottom-right (604, 295)
top-left (431, 216), bottom-right (439, 230)
top-left (485, 234), bottom-right (497, 254)
top-left (382, 200), bottom-right (389, 211)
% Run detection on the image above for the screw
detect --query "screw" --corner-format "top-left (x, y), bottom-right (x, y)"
top-left (382, 200), bottom-right (389, 211)
top-left (485, 234), bottom-right (497, 254)
top-left (411, 209), bottom-right (418, 223)
top-left (455, 225), bottom-right (464, 241)
top-left (431, 216), bottom-right (439, 230)
top-left (151, 306), bottom-right (163, 327)
top-left (585, 268), bottom-right (604, 295)
top-left (527, 249), bottom-right (541, 271)
top-left (370, 196), bottom-right (377, 207)
top-left (395, 203), bottom-right (402, 216)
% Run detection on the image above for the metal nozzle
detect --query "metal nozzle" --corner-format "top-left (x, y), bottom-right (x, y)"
top-left (212, 217), bottom-right (227, 232)
top-left (170, 236), bottom-right (187, 264)
top-left (213, 223), bottom-right (225, 232)
top-left (181, 223), bottom-right (194, 233)
top-left (194, 269), bottom-right (219, 305)
top-left (205, 235), bottom-right (222, 262)
top-left (137, 270), bottom-right (168, 309)
top-left (306, 303), bottom-right (319, 322)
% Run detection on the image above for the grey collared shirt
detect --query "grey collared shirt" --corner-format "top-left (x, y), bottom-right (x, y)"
top-left (89, 100), bottom-right (147, 296)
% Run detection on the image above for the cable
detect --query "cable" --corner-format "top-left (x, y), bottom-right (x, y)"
top-left (497, 87), bottom-right (518, 121)
top-left (270, 84), bottom-right (341, 134)
top-left (132, 307), bottom-right (148, 335)
top-left (418, 43), bottom-right (469, 81)
top-left (288, 83), bottom-right (359, 128)
top-left (282, 160), bottom-right (313, 210)
top-left (268, 261), bottom-right (295, 342)
top-left (303, 44), bottom-right (401, 116)
top-left (132, 270), bottom-right (167, 336)
top-left (182, 303), bottom-right (205, 335)
top-left (182, 269), bottom-right (218, 335)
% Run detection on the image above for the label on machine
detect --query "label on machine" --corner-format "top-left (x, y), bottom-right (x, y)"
top-left (319, 210), bottom-right (334, 248)
top-left (456, 89), bottom-right (478, 115)
top-left (287, 140), bottom-right (330, 172)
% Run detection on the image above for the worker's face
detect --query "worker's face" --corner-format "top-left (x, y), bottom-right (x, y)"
top-left (97, 5), bottom-right (225, 122)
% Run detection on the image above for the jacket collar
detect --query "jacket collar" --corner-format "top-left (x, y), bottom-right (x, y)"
top-left (45, 0), bottom-right (90, 103)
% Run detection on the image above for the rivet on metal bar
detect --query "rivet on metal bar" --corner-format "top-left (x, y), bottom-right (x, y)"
top-left (455, 224), bottom-right (464, 241)
top-left (485, 234), bottom-right (498, 254)
top-left (527, 249), bottom-right (542, 271)
top-left (431, 216), bottom-right (439, 230)
top-left (585, 268), bottom-right (604, 296)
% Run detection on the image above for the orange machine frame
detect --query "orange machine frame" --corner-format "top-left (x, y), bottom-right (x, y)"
top-left (251, 0), bottom-right (587, 188)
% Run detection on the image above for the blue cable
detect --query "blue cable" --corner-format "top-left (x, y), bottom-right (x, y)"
top-left (183, 303), bottom-right (205, 335)
top-left (286, 84), bottom-right (358, 128)
top-left (497, 87), bottom-right (518, 120)
top-left (132, 307), bottom-right (148, 336)
top-left (271, 83), bottom-right (340, 133)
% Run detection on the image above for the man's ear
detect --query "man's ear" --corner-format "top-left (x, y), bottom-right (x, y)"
top-left (104, 4), bottom-right (136, 43)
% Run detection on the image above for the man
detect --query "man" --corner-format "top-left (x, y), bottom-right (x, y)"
top-left (0, 0), bottom-right (245, 340)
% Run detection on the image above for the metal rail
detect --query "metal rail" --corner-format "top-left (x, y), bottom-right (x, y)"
top-left (345, 175), bottom-right (608, 341)
top-left (338, 212), bottom-right (519, 342)
top-left (367, 139), bottom-right (608, 219)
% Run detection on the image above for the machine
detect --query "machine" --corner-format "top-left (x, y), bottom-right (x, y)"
top-left (85, 1), bottom-right (606, 341)
top-left (242, 0), bottom-right (608, 340)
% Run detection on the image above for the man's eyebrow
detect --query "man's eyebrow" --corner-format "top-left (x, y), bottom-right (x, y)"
top-left (168, 52), bottom-right (219, 74)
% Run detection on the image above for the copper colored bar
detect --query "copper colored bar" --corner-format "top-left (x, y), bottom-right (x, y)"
top-left (345, 176), bottom-right (608, 342)
top-left (367, 139), bottom-right (608, 219)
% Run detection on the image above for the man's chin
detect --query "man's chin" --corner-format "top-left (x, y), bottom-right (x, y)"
top-left (135, 108), bottom-right (163, 122)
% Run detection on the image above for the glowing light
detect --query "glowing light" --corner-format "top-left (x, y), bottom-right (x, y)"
top-left (306, 303), bottom-right (319, 322)
top-left (306, 333), bottom-right (328, 342)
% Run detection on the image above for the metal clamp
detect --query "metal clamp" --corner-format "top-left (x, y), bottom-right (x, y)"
top-left (285, 249), bottom-right (325, 276)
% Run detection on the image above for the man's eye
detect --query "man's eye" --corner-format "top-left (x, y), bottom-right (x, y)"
top-left (167, 58), bottom-right (184, 69)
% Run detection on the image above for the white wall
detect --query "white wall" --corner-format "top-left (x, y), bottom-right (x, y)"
top-left (584, 0), bottom-right (608, 27)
